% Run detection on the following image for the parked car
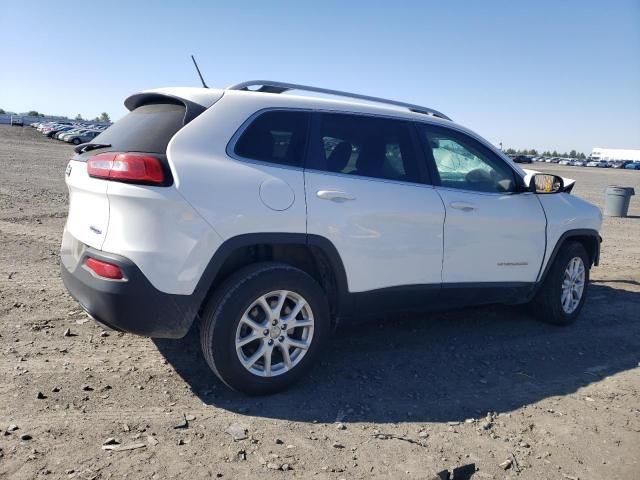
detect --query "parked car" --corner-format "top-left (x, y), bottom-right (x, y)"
top-left (586, 160), bottom-right (600, 167)
top-left (611, 161), bottom-right (632, 169)
top-left (558, 159), bottom-right (572, 165)
top-left (66, 130), bottom-right (101, 145)
top-left (60, 81), bottom-right (602, 394)
top-left (512, 155), bottom-right (532, 164)
top-left (10, 116), bottom-right (24, 126)
top-left (55, 129), bottom-right (81, 140)
top-left (595, 161), bottom-right (610, 168)
top-left (624, 162), bottom-right (640, 170)
top-left (60, 129), bottom-right (91, 141)
top-left (45, 125), bottom-right (74, 138)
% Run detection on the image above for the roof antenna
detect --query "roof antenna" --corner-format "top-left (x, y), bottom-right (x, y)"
top-left (190, 55), bottom-right (208, 88)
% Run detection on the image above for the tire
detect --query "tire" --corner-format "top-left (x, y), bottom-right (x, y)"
top-left (200, 262), bottom-right (330, 395)
top-left (531, 241), bottom-right (590, 325)
top-left (72, 138), bottom-right (81, 145)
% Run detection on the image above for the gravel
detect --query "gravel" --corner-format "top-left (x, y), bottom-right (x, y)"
top-left (0, 125), bottom-right (638, 479)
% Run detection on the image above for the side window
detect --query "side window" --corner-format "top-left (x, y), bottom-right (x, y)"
top-left (234, 111), bottom-right (309, 167)
top-left (417, 125), bottom-right (517, 193)
top-left (315, 113), bottom-right (421, 183)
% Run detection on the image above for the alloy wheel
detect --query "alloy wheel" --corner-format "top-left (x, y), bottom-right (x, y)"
top-left (561, 256), bottom-right (585, 314)
top-left (235, 290), bottom-right (314, 377)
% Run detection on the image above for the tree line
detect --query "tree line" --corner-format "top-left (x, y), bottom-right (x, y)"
top-left (0, 108), bottom-right (110, 123)
top-left (75, 113), bottom-right (111, 122)
top-left (504, 148), bottom-right (587, 159)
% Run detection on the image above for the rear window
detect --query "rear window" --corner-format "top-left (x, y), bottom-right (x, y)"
top-left (92, 102), bottom-right (186, 153)
top-left (234, 110), bottom-right (309, 167)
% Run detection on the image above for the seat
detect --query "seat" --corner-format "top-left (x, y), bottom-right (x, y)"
top-left (356, 139), bottom-right (386, 178)
top-left (327, 141), bottom-right (352, 173)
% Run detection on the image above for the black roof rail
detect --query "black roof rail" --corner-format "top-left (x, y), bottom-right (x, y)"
top-left (226, 80), bottom-right (451, 121)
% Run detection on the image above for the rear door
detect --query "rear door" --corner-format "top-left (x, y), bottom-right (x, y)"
top-left (304, 112), bottom-right (445, 297)
top-left (416, 123), bottom-right (546, 285)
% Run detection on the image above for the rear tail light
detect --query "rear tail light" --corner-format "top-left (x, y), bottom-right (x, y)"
top-left (85, 257), bottom-right (124, 280)
top-left (87, 153), bottom-right (165, 185)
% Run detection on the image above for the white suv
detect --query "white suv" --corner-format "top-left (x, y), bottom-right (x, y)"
top-left (60, 81), bottom-right (602, 394)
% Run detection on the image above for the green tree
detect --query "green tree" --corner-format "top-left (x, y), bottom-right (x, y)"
top-left (578, 152), bottom-right (586, 159)
top-left (99, 112), bottom-right (110, 123)
top-left (0, 108), bottom-right (5, 114)
top-left (27, 110), bottom-right (40, 116)
top-left (569, 149), bottom-right (577, 158)
top-left (505, 148), bottom-right (516, 154)
top-left (75, 114), bottom-right (84, 121)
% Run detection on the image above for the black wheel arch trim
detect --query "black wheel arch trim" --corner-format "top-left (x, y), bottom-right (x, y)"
top-left (192, 233), bottom-right (352, 317)
top-left (534, 228), bottom-right (601, 293)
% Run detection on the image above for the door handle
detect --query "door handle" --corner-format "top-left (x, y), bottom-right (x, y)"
top-left (316, 190), bottom-right (356, 201)
top-left (449, 201), bottom-right (477, 212)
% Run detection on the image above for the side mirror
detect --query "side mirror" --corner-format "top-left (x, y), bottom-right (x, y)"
top-left (531, 173), bottom-right (564, 194)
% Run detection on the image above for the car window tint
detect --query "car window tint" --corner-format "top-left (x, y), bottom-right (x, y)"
top-left (235, 111), bottom-right (309, 167)
top-left (91, 102), bottom-right (186, 154)
top-left (316, 113), bottom-right (420, 183)
top-left (418, 125), bottom-right (516, 193)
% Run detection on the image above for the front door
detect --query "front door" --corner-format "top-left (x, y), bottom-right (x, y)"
top-left (416, 124), bottom-right (546, 285)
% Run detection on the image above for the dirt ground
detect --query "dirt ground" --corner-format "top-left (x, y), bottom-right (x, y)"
top-left (0, 124), bottom-right (638, 480)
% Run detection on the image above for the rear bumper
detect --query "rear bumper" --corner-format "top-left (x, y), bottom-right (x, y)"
top-left (60, 239), bottom-right (198, 339)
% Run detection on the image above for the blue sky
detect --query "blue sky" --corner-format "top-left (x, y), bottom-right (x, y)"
top-left (1, 0), bottom-right (639, 153)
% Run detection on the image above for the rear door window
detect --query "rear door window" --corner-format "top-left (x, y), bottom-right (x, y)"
top-left (91, 102), bottom-right (186, 154)
top-left (310, 113), bottom-right (422, 183)
top-left (234, 110), bottom-right (310, 167)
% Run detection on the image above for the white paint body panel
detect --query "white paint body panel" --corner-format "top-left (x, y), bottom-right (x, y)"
top-left (101, 181), bottom-right (222, 294)
top-left (436, 188), bottom-right (547, 283)
top-left (64, 161), bottom-right (109, 250)
top-left (536, 193), bottom-right (602, 280)
top-left (166, 93), bottom-right (307, 240)
top-left (305, 172), bottom-right (445, 292)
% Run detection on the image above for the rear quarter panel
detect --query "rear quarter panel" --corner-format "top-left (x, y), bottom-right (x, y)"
top-left (166, 93), bottom-right (309, 241)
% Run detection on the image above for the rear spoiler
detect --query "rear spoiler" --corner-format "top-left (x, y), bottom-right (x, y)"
top-left (123, 92), bottom-right (208, 125)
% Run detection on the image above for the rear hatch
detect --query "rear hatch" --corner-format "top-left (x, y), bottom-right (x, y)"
top-left (64, 97), bottom-right (206, 251)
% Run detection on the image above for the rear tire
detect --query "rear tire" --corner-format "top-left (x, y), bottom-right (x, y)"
top-left (531, 241), bottom-right (590, 325)
top-left (200, 262), bottom-right (330, 395)
top-left (72, 138), bottom-right (81, 145)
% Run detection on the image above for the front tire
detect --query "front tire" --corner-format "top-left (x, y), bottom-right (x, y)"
top-left (72, 138), bottom-right (81, 145)
top-left (200, 262), bottom-right (330, 395)
top-left (531, 241), bottom-right (590, 325)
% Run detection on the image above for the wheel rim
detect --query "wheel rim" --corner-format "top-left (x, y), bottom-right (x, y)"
top-left (561, 256), bottom-right (585, 314)
top-left (235, 290), bottom-right (314, 377)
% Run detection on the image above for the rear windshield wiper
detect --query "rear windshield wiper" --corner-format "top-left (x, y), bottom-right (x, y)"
top-left (74, 143), bottom-right (112, 154)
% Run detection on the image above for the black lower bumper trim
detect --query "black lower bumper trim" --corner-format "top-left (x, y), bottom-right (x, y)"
top-left (61, 247), bottom-right (199, 339)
